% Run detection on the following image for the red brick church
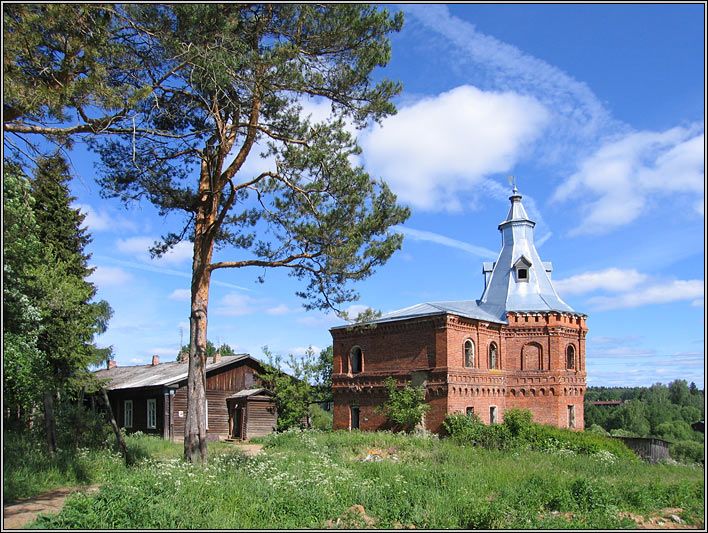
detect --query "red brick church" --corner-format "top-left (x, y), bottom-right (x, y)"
top-left (331, 187), bottom-right (588, 433)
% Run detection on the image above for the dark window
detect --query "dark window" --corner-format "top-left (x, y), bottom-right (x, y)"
top-left (517, 268), bottom-right (528, 280)
top-left (490, 406), bottom-right (498, 424)
top-left (489, 342), bottom-right (498, 369)
top-left (567, 405), bottom-right (575, 428)
top-left (466, 406), bottom-right (475, 417)
top-left (350, 406), bottom-right (360, 430)
top-left (350, 346), bottom-right (362, 374)
top-left (566, 345), bottom-right (576, 369)
top-left (464, 340), bottom-right (475, 367)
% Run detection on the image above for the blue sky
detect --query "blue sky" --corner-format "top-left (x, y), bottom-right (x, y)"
top-left (67, 4), bottom-right (704, 388)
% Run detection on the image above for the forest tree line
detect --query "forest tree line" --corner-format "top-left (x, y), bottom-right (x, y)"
top-left (585, 380), bottom-right (704, 444)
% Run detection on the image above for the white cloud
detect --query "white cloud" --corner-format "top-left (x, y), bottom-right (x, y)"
top-left (289, 345), bottom-right (323, 357)
top-left (74, 203), bottom-right (138, 233)
top-left (394, 225), bottom-right (497, 259)
top-left (360, 85), bottom-right (549, 211)
top-left (168, 289), bottom-right (191, 302)
top-left (116, 237), bottom-right (193, 266)
top-left (553, 268), bottom-right (648, 296)
top-left (213, 293), bottom-right (258, 317)
top-left (553, 127), bottom-right (704, 235)
top-left (89, 266), bottom-right (133, 287)
top-left (586, 279), bottom-right (704, 311)
top-left (403, 5), bottom-right (619, 157)
top-left (266, 304), bottom-right (292, 316)
top-left (95, 255), bottom-right (250, 291)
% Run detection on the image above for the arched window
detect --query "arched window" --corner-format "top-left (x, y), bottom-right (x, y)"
top-left (464, 340), bottom-right (475, 367)
top-left (350, 346), bottom-right (362, 374)
top-left (489, 342), bottom-right (498, 369)
top-left (566, 345), bottom-right (575, 370)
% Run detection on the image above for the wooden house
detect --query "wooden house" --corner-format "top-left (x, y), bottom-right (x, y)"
top-left (94, 354), bottom-right (277, 441)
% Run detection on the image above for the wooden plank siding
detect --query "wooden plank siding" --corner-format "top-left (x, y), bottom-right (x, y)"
top-left (104, 358), bottom-right (276, 442)
top-left (171, 359), bottom-right (264, 440)
top-left (107, 387), bottom-right (165, 437)
top-left (245, 397), bottom-right (277, 439)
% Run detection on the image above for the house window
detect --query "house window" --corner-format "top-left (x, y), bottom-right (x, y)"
top-left (567, 405), bottom-right (575, 428)
top-left (566, 345), bottom-right (576, 369)
top-left (466, 406), bottom-right (475, 417)
top-left (490, 406), bottom-right (498, 424)
top-left (517, 268), bottom-right (528, 280)
top-left (350, 405), bottom-right (360, 430)
top-left (350, 346), bottom-right (362, 374)
top-left (124, 400), bottom-right (133, 428)
top-left (464, 340), bottom-right (475, 367)
top-left (489, 342), bottom-right (498, 369)
top-left (147, 399), bottom-right (157, 429)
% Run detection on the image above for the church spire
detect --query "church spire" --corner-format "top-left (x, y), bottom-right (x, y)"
top-left (479, 181), bottom-right (575, 320)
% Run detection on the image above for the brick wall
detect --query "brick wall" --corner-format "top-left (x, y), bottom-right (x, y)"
top-left (331, 310), bottom-right (587, 432)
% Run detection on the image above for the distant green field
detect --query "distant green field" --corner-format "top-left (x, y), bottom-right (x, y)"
top-left (23, 429), bottom-right (704, 529)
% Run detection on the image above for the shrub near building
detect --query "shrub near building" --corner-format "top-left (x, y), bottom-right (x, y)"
top-left (443, 408), bottom-right (636, 461)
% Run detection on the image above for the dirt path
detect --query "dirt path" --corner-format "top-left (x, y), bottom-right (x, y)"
top-left (3, 485), bottom-right (99, 530)
top-left (231, 442), bottom-right (264, 457)
top-left (3, 444), bottom-right (263, 529)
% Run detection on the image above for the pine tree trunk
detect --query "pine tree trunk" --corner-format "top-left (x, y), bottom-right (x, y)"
top-left (184, 163), bottom-right (218, 464)
top-left (43, 391), bottom-right (57, 454)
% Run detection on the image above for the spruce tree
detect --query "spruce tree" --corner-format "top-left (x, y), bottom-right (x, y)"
top-left (27, 155), bottom-right (113, 451)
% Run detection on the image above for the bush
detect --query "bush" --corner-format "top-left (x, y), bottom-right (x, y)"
top-left (442, 413), bottom-right (513, 450)
top-left (502, 408), bottom-right (533, 438)
top-left (442, 411), bottom-right (637, 461)
top-left (670, 440), bottom-right (704, 465)
top-left (376, 377), bottom-right (430, 433)
top-left (586, 424), bottom-right (609, 436)
top-left (309, 404), bottom-right (333, 431)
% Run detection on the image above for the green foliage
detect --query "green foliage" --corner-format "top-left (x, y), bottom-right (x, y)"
top-left (502, 408), bottom-right (534, 438)
top-left (376, 377), bottom-right (430, 433)
top-left (313, 346), bottom-right (334, 403)
top-left (669, 440), bottom-right (704, 465)
top-left (26, 429), bottom-right (704, 529)
top-left (442, 409), bottom-right (637, 461)
top-left (178, 340), bottom-right (236, 361)
top-left (308, 404), bottom-right (333, 432)
top-left (655, 420), bottom-right (696, 442)
top-left (585, 382), bottom-right (704, 440)
top-left (257, 346), bottom-right (318, 431)
top-left (586, 424), bottom-right (610, 436)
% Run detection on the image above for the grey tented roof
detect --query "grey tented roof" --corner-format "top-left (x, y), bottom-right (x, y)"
top-left (479, 188), bottom-right (576, 320)
top-left (330, 187), bottom-right (582, 331)
top-left (94, 354), bottom-right (252, 390)
top-left (331, 300), bottom-right (507, 329)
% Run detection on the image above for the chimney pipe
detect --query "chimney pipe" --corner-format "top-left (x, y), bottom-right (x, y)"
top-left (107, 360), bottom-right (117, 369)
top-left (152, 354), bottom-right (160, 366)
top-left (212, 349), bottom-right (221, 364)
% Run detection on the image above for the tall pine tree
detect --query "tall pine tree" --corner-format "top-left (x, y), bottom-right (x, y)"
top-left (17, 155), bottom-right (113, 452)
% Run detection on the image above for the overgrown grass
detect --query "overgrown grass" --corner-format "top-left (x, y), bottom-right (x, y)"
top-left (29, 429), bottom-right (704, 529)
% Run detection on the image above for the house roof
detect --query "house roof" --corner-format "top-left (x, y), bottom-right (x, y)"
top-left (94, 354), bottom-right (257, 390)
top-left (227, 388), bottom-right (273, 399)
top-left (330, 300), bottom-right (507, 330)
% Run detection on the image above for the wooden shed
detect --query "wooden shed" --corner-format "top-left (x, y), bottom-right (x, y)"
top-left (613, 436), bottom-right (671, 463)
top-left (227, 388), bottom-right (277, 441)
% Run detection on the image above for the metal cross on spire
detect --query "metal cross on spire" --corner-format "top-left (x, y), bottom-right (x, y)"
top-left (508, 175), bottom-right (518, 194)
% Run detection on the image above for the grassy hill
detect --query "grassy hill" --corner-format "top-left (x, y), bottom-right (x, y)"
top-left (24, 429), bottom-right (704, 529)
